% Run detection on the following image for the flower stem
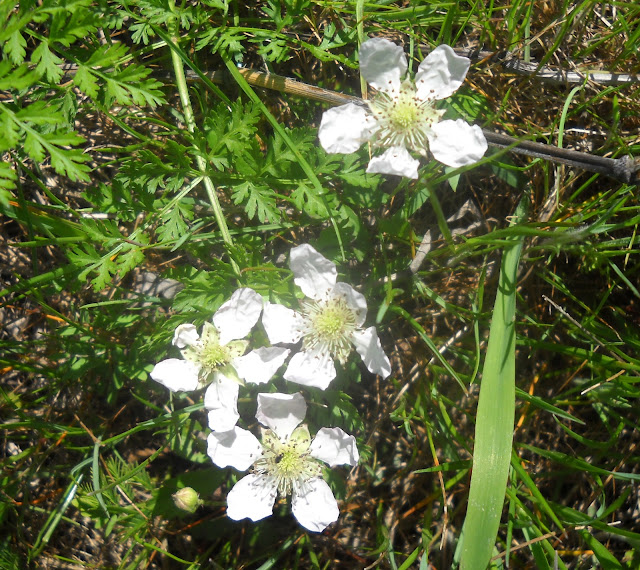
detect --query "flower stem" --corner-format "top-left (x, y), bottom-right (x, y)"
top-left (168, 16), bottom-right (239, 275)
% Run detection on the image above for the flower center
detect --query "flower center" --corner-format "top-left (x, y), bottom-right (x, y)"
top-left (181, 322), bottom-right (246, 386)
top-left (200, 342), bottom-right (230, 370)
top-left (253, 427), bottom-right (322, 497)
top-left (368, 80), bottom-right (445, 154)
top-left (302, 296), bottom-right (358, 364)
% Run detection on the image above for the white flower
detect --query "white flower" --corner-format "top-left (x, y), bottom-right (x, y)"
top-left (261, 244), bottom-right (391, 389)
top-left (149, 288), bottom-right (290, 431)
top-left (318, 38), bottom-right (488, 178)
top-left (207, 392), bottom-right (359, 532)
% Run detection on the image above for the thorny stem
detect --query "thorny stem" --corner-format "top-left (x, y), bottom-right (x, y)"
top-left (168, 15), bottom-right (239, 275)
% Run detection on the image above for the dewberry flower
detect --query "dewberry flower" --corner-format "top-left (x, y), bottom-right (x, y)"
top-left (318, 38), bottom-right (488, 178)
top-left (207, 392), bottom-right (359, 532)
top-left (150, 288), bottom-right (289, 431)
top-left (261, 244), bottom-right (391, 390)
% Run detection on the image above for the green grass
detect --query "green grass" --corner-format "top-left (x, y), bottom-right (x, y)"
top-left (1, 0), bottom-right (640, 568)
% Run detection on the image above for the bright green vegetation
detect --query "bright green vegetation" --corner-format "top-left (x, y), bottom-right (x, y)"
top-left (1, 0), bottom-right (640, 568)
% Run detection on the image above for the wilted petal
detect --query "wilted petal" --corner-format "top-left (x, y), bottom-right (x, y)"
top-left (226, 474), bottom-right (277, 522)
top-left (331, 282), bottom-right (367, 327)
top-left (318, 103), bottom-right (377, 154)
top-left (172, 324), bottom-right (199, 348)
top-left (291, 478), bottom-right (339, 532)
top-left (204, 374), bottom-right (240, 432)
top-left (366, 146), bottom-right (420, 179)
top-left (284, 348), bottom-right (336, 390)
top-left (360, 37), bottom-right (407, 92)
top-left (427, 119), bottom-right (487, 167)
top-left (415, 44), bottom-right (470, 101)
top-left (233, 347), bottom-right (290, 385)
top-left (256, 392), bottom-right (306, 439)
top-left (213, 288), bottom-right (263, 346)
top-left (150, 358), bottom-right (200, 392)
top-left (207, 426), bottom-right (262, 471)
top-left (290, 244), bottom-right (337, 300)
top-left (351, 326), bottom-right (391, 378)
top-left (310, 427), bottom-right (359, 467)
top-left (262, 303), bottom-right (304, 345)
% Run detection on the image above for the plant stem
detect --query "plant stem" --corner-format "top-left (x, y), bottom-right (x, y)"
top-left (168, 18), bottom-right (239, 275)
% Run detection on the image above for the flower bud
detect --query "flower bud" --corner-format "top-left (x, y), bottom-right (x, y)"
top-left (172, 487), bottom-right (202, 513)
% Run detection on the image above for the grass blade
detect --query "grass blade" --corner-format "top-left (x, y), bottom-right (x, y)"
top-left (460, 198), bottom-right (527, 569)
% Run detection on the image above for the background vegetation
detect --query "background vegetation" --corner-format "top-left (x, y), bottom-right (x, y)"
top-left (1, 0), bottom-right (639, 568)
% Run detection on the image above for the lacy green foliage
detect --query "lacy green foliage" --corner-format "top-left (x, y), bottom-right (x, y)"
top-left (0, 0), bottom-right (166, 205)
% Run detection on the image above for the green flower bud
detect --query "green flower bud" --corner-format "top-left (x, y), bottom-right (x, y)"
top-left (172, 487), bottom-right (202, 513)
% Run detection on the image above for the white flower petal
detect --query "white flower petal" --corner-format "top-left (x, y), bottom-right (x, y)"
top-left (256, 392), bottom-right (306, 439)
top-left (290, 244), bottom-right (337, 300)
top-left (415, 44), bottom-right (470, 101)
top-left (150, 358), bottom-right (200, 392)
top-left (310, 427), bottom-right (359, 467)
top-left (318, 103), bottom-right (377, 154)
top-left (226, 474), bottom-right (277, 522)
top-left (262, 303), bottom-right (304, 345)
top-left (366, 146), bottom-right (420, 179)
top-left (204, 375), bottom-right (240, 432)
top-left (291, 477), bottom-right (339, 532)
top-left (360, 37), bottom-right (407, 92)
top-left (331, 282), bottom-right (367, 327)
top-left (427, 119), bottom-right (488, 167)
top-left (351, 326), bottom-right (391, 378)
top-left (284, 348), bottom-right (336, 390)
top-left (207, 426), bottom-right (262, 471)
top-left (212, 288), bottom-right (263, 346)
top-left (233, 347), bottom-right (290, 385)
top-left (172, 324), bottom-right (199, 348)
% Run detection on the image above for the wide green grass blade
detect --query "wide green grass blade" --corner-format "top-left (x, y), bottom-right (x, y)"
top-left (460, 199), bottom-right (527, 569)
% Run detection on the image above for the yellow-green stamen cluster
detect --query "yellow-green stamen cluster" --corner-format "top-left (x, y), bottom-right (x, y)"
top-left (182, 322), bottom-right (246, 386)
top-left (368, 80), bottom-right (445, 155)
top-left (252, 426), bottom-right (322, 497)
top-left (301, 295), bottom-right (358, 364)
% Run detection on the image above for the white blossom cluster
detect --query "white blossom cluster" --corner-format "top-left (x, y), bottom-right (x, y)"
top-left (148, 37), bottom-right (486, 534)
top-left (150, 244), bottom-right (391, 532)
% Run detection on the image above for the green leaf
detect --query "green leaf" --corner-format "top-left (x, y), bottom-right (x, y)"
top-left (460, 197), bottom-right (527, 570)
top-left (0, 61), bottom-right (39, 91)
top-left (291, 182), bottom-right (327, 219)
top-left (4, 30), bottom-right (27, 65)
top-left (232, 181), bottom-right (280, 222)
top-left (73, 66), bottom-right (99, 99)
top-left (31, 42), bottom-right (64, 83)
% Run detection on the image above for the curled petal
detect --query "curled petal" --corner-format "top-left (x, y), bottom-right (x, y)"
top-left (213, 288), bottom-right (263, 346)
top-left (150, 358), bottom-right (200, 392)
top-left (207, 426), bottom-right (262, 471)
top-left (310, 427), bottom-right (359, 467)
top-left (366, 146), bottom-right (420, 179)
top-left (284, 348), bottom-right (336, 390)
top-left (351, 326), bottom-right (391, 378)
top-left (172, 324), bottom-right (199, 348)
top-left (331, 282), bottom-right (367, 327)
top-left (318, 103), bottom-right (376, 154)
top-left (291, 478), bottom-right (339, 532)
top-left (256, 392), bottom-right (307, 439)
top-left (226, 474), bottom-right (277, 522)
top-left (427, 119), bottom-right (488, 167)
top-left (233, 347), bottom-right (290, 385)
top-left (204, 374), bottom-right (240, 432)
top-left (262, 303), bottom-right (304, 345)
top-left (290, 244), bottom-right (337, 300)
top-left (360, 37), bottom-right (407, 92)
top-left (415, 44), bottom-right (470, 101)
